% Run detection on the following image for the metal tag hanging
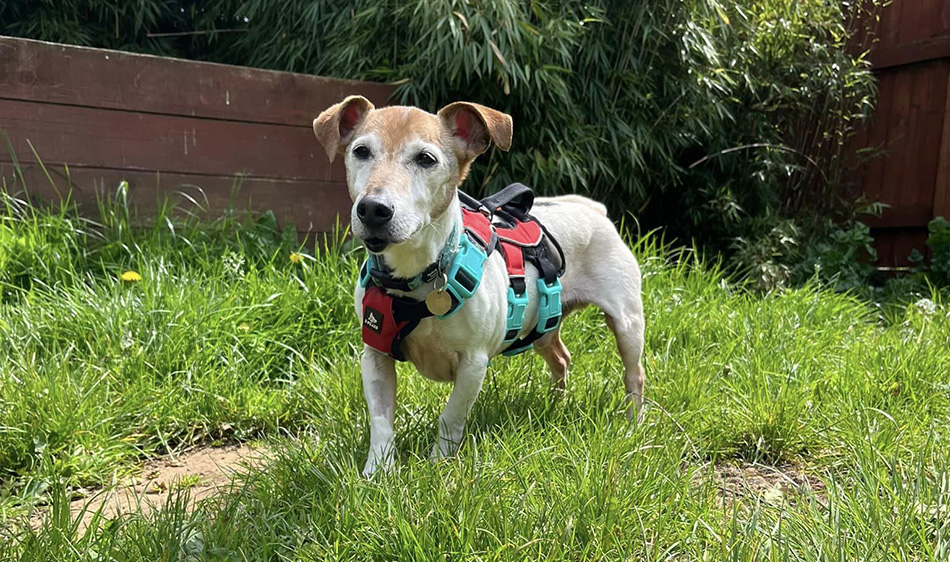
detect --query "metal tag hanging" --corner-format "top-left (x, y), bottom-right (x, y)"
top-left (425, 289), bottom-right (452, 316)
top-left (426, 273), bottom-right (452, 316)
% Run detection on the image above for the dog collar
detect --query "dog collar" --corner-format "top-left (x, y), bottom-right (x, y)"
top-left (359, 225), bottom-right (462, 293)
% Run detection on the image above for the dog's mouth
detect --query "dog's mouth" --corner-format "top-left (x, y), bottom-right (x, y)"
top-left (359, 223), bottom-right (426, 254)
top-left (363, 237), bottom-right (389, 253)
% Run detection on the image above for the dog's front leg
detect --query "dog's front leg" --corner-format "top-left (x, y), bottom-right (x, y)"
top-left (361, 347), bottom-right (397, 476)
top-left (432, 352), bottom-right (489, 459)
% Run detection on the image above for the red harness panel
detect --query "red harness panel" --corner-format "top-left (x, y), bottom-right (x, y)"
top-left (361, 286), bottom-right (409, 357)
top-left (461, 208), bottom-right (493, 247)
top-left (500, 240), bottom-right (525, 278)
top-left (495, 220), bottom-right (542, 247)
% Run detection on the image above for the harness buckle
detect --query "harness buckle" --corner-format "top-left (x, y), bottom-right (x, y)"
top-left (358, 261), bottom-right (373, 289)
top-left (438, 234), bottom-right (487, 318)
top-left (535, 278), bottom-right (563, 333)
top-left (503, 284), bottom-right (529, 344)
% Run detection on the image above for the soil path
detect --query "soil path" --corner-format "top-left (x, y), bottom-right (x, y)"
top-left (32, 443), bottom-right (265, 532)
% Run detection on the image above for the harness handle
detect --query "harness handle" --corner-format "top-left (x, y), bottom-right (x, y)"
top-left (478, 183), bottom-right (534, 218)
top-left (458, 191), bottom-right (485, 213)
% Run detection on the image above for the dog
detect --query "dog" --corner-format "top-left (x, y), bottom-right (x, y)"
top-left (313, 96), bottom-right (645, 476)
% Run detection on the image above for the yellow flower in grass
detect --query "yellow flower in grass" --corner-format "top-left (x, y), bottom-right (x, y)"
top-left (120, 270), bottom-right (142, 282)
top-left (289, 252), bottom-right (303, 265)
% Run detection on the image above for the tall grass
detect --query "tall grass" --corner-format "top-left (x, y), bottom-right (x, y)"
top-left (1, 173), bottom-right (949, 559)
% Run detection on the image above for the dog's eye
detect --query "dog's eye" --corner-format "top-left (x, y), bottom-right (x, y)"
top-left (414, 152), bottom-right (438, 169)
top-left (353, 145), bottom-right (372, 160)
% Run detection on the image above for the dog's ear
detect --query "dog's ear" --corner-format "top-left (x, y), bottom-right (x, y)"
top-left (313, 95), bottom-right (375, 163)
top-left (438, 102), bottom-right (513, 163)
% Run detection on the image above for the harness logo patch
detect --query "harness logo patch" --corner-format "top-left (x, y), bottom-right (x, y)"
top-left (363, 307), bottom-right (384, 333)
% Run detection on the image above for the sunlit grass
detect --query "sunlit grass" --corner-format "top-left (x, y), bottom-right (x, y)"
top-left (0, 183), bottom-right (949, 560)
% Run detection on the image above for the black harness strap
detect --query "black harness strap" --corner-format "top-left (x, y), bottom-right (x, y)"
top-left (501, 327), bottom-right (549, 353)
top-left (366, 261), bottom-right (443, 292)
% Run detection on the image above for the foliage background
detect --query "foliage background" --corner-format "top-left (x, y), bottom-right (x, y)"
top-left (2, 0), bottom-right (882, 282)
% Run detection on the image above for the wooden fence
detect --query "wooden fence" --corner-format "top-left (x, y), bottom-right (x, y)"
top-left (853, 0), bottom-right (950, 266)
top-left (0, 37), bottom-right (393, 232)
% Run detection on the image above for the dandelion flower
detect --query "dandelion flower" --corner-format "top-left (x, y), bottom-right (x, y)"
top-left (120, 270), bottom-right (142, 282)
top-left (289, 252), bottom-right (302, 264)
top-left (915, 298), bottom-right (936, 315)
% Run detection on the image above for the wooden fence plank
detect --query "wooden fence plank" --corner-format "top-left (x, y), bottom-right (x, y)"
top-left (873, 228), bottom-right (929, 267)
top-left (0, 37), bottom-right (392, 127)
top-left (880, 0), bottom-right (904, 49)
top-left (897, 0), bottom-right (923, 45)
top-left (922, 0), bottom-right (948, 39)
top-left (1, 163), bottom-right (352, 230)
top-left (861, 71), bottom-right (897, 207)
top-left (935, 69), bottom-right (950, 219)
top-left (0, 100), bottom-right (343, 182)
top-left (869, 203), bottom-right (935, 228)
top-left (879, 65), bottom-right (914, 215)
top-left (869, 35), bottom-right (950, 69)
top-left (916, 62), bottom-right (949, 215)
top-left (898, 64), bottom-right (927, 212)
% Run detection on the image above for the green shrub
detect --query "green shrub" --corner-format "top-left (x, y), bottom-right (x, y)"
top-left (2, 0), bottom-right (881, 266)
top-left (731, 213), bottom-right (881, 293)
top-left (926, 217), bottom-right (950, 283)
top-left (905, 216), bottom-right (950, 288)
top-left (794, 221), bottom-right (878, 292)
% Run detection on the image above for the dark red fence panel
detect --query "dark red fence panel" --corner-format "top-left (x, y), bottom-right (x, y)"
top-left (855, 1), bottom-right (950, 266)
top-left (0, 36), bottom-right (393, 231)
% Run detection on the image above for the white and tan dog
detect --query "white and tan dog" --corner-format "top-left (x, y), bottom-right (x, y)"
top-left (313, 96), bottom-right (645, 476)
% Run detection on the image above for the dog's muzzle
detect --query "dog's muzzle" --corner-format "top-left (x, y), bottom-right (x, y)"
top-left (356, 197), bottom-right (395, 252)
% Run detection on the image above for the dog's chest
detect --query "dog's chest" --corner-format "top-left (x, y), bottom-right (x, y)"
top-left (401, 270), bottom-right (510, 380)
top-left (400, 315), bottom-right (476, 381)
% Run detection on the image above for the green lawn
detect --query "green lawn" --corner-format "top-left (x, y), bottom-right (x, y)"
top-left (1, 188), bottom-right (949, 560)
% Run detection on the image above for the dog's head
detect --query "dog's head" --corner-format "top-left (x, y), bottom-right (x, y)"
top-left (313, 96), bottom-right (512, 253)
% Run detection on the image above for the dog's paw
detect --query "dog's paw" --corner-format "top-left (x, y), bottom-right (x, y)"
top-left (362, 451), bottom-right (394, 477)
top-left (430, 436), bottom-right (462, 460)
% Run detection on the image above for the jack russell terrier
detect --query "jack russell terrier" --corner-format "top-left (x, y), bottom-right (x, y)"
top-left (313, 96), bottom-right (645, 476)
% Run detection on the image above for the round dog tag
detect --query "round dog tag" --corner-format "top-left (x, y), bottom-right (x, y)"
top-left (425, 290), bottom-right (452, 316)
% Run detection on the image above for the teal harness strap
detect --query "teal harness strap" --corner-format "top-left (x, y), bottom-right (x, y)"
top-left (438, 233), bottom-right (488, 318)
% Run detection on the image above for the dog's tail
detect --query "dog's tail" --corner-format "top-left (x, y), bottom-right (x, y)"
top-left (555, 195), bottom-right (608, 217)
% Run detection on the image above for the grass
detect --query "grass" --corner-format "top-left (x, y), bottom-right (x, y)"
top-left (0, 183), bottom-right (949, 560)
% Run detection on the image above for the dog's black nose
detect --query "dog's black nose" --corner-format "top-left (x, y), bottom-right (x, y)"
top-left (357, 198), bottom-right (394, 228)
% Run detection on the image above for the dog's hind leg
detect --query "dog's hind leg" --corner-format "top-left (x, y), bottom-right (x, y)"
top-left (534, 326), bottom-right (571, 391)
top-left (584, 252), bottom-right (645, 419)
top-left (604, 308), bottom-right (646, 419)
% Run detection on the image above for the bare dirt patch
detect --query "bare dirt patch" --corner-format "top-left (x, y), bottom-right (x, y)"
top-left (31, 443), bottom-right (267, 532)
top-left (702, 461), bottom-right (827, 507)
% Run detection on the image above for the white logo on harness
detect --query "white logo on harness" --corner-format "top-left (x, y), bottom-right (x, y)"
top-left (363, 307), bottom-right (384, 333)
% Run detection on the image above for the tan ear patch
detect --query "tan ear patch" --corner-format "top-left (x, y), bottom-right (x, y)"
top-left (312, 95), bottom-right (376, 163)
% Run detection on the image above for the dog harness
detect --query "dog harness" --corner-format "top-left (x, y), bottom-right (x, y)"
top-left (360, 183), bottom-right (565, 361)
